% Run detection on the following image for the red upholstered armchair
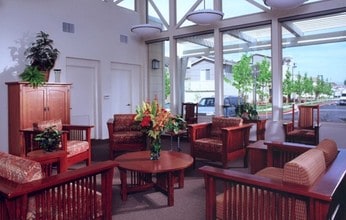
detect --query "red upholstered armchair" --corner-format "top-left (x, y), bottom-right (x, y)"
top-left (189, 117), bottom-right (253, 168)
top-left (107, 114), bottom-right (147, 159)
top-left (283, 104), bottom-right (320, 145)
top-left (22, 119), bottom-right (93, 169)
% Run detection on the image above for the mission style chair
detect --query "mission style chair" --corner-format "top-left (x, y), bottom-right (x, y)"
top-left (107, 114), bottom-right (147, 159)
top-left (22, 119), bottom-right (93, 169)
top-left (181, 102), bottom-right (198, 124)
top-left (283, 104), bottom-right (320, 145)
top-left (189, 117), bottom-right (253, 168)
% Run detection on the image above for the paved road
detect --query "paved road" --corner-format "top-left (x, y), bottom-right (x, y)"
top-left (283, 103), bottom-right (346, 123)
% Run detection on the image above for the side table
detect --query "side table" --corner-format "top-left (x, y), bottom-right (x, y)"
top-left (247, 140), bottom-right (267, 174)
top-left (27, 149), bottom-right (67, 177)
top-left (164, 130), bottom-right (187, 151)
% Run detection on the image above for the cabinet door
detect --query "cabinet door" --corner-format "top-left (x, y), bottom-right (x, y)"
top-left (46, 86), bottom-right (70, 124)
top-left (22, 86), bottom-right (46, 129)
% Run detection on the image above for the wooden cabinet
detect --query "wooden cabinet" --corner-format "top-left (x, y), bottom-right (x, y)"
top-left (6, 82), bottom-right (71, 156)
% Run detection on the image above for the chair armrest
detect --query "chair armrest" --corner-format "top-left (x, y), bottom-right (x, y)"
top-left (188, 122), bottom-right (211, 142)
top-left (107, 118), bottom-right (114, 137)
top-left (0, 160), bottom-right (118, 220)
top-left (221, 123), bottom-right (253, 148)
top-left (282, 121), bottom-right (294, 133)
top-left (62, 124), bottom-right (93, 141)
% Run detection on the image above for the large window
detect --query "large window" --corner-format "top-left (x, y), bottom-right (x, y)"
top-left (281, 12), bottom-right (346, 123)
top-left (222, 24), bottom-right (272, 118)
top-left (177, 33), bottom-right (215, 115)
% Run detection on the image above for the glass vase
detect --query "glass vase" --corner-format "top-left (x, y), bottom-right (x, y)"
top-left (150, 137), bottom-right (161, 160)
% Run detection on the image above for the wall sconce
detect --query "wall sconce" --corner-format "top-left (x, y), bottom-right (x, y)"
top-left (152, 59), bottom-right (160, 69)
top-left (54, 69), bottom-right (61, 82)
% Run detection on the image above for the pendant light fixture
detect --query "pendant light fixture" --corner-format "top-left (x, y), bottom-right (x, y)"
top-left (186, 0), bottom-right (224, 25)
top-left (130, 24), bottom-right (162, 37)
top-left (264, 0), bottom-right (308, 9)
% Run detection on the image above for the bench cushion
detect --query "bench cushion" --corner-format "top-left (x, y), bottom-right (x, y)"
top-left (283, 149), bottom-right (325, 186)
top-left (255, 167), bottom-right (283, 182)
top-left (0, 152), bottom-right (42, 183)
top-left (210, 117), bottom-right (242, 138)
top-left (315, 138), bottom-right (338, 167)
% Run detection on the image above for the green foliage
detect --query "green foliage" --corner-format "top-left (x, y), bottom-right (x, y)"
top-left (256, 59), bottom-right (271, 102)
top-left (166, 115), bottom-right (187, 134)
top-left (232, 54), bottom-right (253, 101)
top-left (34, 126), bottom-right (61, 152)
top-left (235, 103), bottom-right (259, 120)
top-left (164, 69), bottom-right (170, 100)
top-left (25, 31), bottom-right (59, 71)
top-left (19, 66), bottom-right (45, 88)
top-left (283, 69), bottom-right (294, 102)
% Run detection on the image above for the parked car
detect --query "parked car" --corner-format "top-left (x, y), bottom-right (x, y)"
top-left (339, 90), bottom-right (346, 105)
top-left (198, 96), bottom-right (243, 116)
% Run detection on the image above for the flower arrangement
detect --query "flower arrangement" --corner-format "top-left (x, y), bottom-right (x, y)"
top-left (134, 99), bottom-right (172, 140)
top-left (135, 99), bottom-right (172, 160)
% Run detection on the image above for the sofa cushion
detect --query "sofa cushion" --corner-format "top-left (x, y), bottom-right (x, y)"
top-left (113, 114), bottom-right (141, 132)
top-left (315, 138), bottom-right (338, 167)
top-left (283, 149), bottom-right (325, 186)
top-left (66, 140), bottom-right (89, 157)
top-left (210, 117), bottom-right (243, 138)
top-left (112, 131), bottom-right (145, 144)
top-left (0, 152), bottom-right (43, 183)
top-left (33, 119), bottom-right (63, 131)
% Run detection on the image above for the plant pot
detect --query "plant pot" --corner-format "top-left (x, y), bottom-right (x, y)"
top-left (43, 70), bottom-right (50, 82)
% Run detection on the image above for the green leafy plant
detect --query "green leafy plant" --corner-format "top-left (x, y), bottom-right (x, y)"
top-left (166, 115), bottom-right (187, 134)
top-left (34, 126), bottom-right (61, 152)
top-left (19, 66), bottom-right (45, 88)
top-left (25, 31), bottom-right (60, 72)
top-left (236, 103), bottom-right (259, 120)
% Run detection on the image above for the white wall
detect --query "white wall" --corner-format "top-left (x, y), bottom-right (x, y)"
top-left (0, 0), bottom-right (146, 152)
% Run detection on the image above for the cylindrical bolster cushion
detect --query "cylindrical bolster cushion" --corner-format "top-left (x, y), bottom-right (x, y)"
top-left (283, 149), bottom-right (326, 186)
top-left (315, 138), bottom-right (338, 167)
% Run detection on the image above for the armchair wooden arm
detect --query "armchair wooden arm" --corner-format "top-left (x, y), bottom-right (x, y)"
top-left (0, 160), bottom-right (118, 220)
top-left (188, 122), bottom-right (212, 142)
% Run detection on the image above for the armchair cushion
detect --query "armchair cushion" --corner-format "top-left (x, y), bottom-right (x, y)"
top-left (255, 167), bottom-right (283, 182)
top-left (33, 119), bottom-right (63, 131)
top-left (112, 131), bottom-right (145, 145)
top-left (113, 114), bottom-right (141, 132)
top-left (0, 152), bottom-right (43, 183)
top-left (283, 149), bottom-right (325, 186)
top-left (66, 140), bottom-right (90, 157)
top-left (316, 138), bottom-right (338, 166)
top-left (194, 137), bottom-right (222, 153)
top-left (210, 117), bottom-right (242, 138)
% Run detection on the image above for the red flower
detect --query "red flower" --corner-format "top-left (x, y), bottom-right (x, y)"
top-left (140, 116), bottom-right (151, 127)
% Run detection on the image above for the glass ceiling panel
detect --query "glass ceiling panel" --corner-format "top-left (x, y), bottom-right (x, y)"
top-left (222, 0), bottom-right (264, 19)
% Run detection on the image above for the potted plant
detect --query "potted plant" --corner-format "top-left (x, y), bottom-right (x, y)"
top-left (19, 66), bottom-right (46, 88)
top-left (236, 102), bottom-right (259, 120)
top-left (24, 31), bottom-right (60, 82)
top-left (166, 115), bottom-right (187, 134)
top-left (34, 126), bottom-right (62, 152)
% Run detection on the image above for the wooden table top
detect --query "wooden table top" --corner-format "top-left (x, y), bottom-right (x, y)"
top-left (27, 149), bottom-right (67, 161)
top-left (115, 150), bottom-right (193, 173)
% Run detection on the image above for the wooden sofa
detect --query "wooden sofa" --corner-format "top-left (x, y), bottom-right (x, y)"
top-left (199, 139), bottom-right (346, 220)
top-left (107, 114), bottom-right (147, 159)
top-left (0, 152), bottom-right (117, 220)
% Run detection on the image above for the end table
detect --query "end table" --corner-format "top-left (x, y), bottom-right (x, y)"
top-left (27, 149), bottom-right (67, 177)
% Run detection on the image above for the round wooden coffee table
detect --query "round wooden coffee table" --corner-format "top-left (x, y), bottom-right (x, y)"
top-left (115, 150), bottom-right (193, 206)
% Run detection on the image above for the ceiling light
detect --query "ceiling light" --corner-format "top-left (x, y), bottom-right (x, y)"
top-left (130, 24), bottom-right (162, 37)
top-left (186, 9), bottom-right (224, 25)
top-left (264, 0), bottom-right (308, 9)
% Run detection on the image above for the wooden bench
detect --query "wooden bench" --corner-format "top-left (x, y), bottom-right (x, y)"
top-left (199, 139), bottom-right (346, 220)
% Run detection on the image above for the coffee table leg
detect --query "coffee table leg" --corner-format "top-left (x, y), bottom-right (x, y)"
top-left (167, 172), bottom-right (174, 206)
top-left (119, 168), bottom-right (128, 201)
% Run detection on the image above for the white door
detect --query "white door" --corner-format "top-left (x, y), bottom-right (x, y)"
top-left (111, 63), bottom-right (141, 113)
top-left (66, 58), bottom-right (98, 138)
